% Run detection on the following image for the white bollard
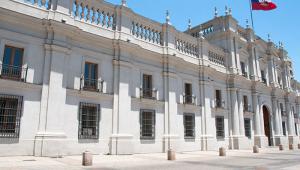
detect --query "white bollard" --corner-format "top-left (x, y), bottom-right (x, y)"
top-left (82, 151), bottom-right (93, 166)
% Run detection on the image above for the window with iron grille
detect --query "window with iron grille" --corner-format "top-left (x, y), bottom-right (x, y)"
top-left (140, 110), bottom-right (155, 139)
top-left (295, 123), bottom-right (298, 136)
top-left (282, 121), bottom-right (286, 136)
top-left (1, 45), bottom-right (24, 81)
top-left (244, 118), bottom-right (251, 138)
top-left (78, 103), bottom-right (100, 139)
top-left (184, 113), bottom-right (195, 139)
top-left (84, 62), bottom-right (98, 91)
top-left (0, 94), bottom-right (23, 138)
top-left (142, 74), bottom-right (153, 98)
top-left (216, 116), bottom-right (224, 138)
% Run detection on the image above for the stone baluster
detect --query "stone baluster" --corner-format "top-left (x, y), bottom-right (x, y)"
top-left (102, 12), bottom-right (107, 27)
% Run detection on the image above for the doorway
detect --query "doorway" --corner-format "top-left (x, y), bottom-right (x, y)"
top-left (263, 106), bottom-right (271, 146)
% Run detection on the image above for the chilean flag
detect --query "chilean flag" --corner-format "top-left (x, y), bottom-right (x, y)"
top-left (252, 0), bottom-right (277, 11)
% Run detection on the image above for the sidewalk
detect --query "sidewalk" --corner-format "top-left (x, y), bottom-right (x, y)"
top-left (0, 148), bottom-right (300, 170)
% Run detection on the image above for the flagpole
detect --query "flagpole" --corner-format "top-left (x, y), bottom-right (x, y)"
top-left (249, 0), bottom-right (255, 31)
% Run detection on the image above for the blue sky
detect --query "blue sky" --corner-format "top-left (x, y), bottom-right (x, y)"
top-left (106, 0), bottom-right (300, 81)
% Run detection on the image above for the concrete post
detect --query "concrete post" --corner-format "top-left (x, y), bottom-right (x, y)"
top-left (82, 151), bottom-right (93, 166)
top-left (167, 149), bottom-right (176, 160)
top-left (279, 144), bottom-right (284, 151)
top-left (253, 145), bottom-right (259, 153)
top-left (219, 147), bottom-right (226, 156)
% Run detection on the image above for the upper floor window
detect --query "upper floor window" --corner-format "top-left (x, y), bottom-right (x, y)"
top-left (184, 83), bottom-right (193, 104)
top-left (140, 110), bottom-right (155, 139)
top-left (0, 94), bottom-right (23, 138)
top-left (240, 62), bottom-right (247, 78)
top-left (78, 102), bottom-right (100, 139)
top-left (280, 103), bottom-right (284, 116)
top-left (1, 45), bottom-right (25, 81)
top-left (83, 62), bottom-right (98, 91)
top-left (215, 90), bottom-right (222, 108)
top-left (243, 95), bottom-right (249, 112)
top-left (142, 74), bottom-right (153, 98)
top-left (183, 113), bottom-right (195, 139)
top-left (282, 121), bottom-right (287, 136)
top-left (295, 123), bottom-right (298, 136)
top-left (261, 70), bottom-right (267, 84)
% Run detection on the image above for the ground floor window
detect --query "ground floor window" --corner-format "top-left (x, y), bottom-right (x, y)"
top-left (216, 116), bottom-right (224, 139)
top-left (184, 113), bottom-right (195, 139)
top-left (295, 123), bottom-right (298, 136)
top-left (244, 118), bottom-right (251, 138)
top-left (78, 102), bottom-right (100, 139)
top-left (140, 110), bottom-right (155, 139)
top-left (282, 122), bottom-right (286, 136)
top-left (0, 94), bottom-right (23, 138)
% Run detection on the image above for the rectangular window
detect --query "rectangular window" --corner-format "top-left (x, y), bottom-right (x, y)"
top-left (282, 122), bottom-right (286, 136)
top-left (84, 62), bottom-right (98, 91)
top-left (244, 118), bottom-right (251, 138)
top-left (184, 113), bottom-right (195, 139)
top-left (140, 110), bottom-right (155, 139)
top-left (295, 124), bottom-right (298, 136)
top-left (261, 70), bottom-right (267, 84)
top-left (142, 74), bottom-right (153, 98)
top-left (216, 90), bottom-right (222, 108)
top-left (184, 83), bottom-right (193, 104)
top-left (280, 103), bottom-right (284, 116)
top-left (1, 45), bottom-right (24, 80)
top-left (243, 95), bottom-right (248, 112)
top-left (78, 103), bottom-right (100, 139)
top-left (216, 116), bottom-right (224, 138)
top-left (0, 94), bottom-right (23, 138)
top-left (240, 62), bottom-right (247, 77)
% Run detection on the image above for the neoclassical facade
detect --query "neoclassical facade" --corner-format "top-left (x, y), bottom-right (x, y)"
top-left (0, 0), bottom-right (299, 157)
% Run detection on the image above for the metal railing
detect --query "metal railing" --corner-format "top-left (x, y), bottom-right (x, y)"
top-left (0, 64), bottom-right (28, 82)
top-left (140, 88), bottom-right (157, 100)
top-left (183, 95), bottom-right (196, 105)
top-left (80, 76), bottom-right (103, 93)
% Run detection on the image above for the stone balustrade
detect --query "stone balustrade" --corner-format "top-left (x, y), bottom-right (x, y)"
top-left (24, 0), bottom-right (51, 9)
top-left (131, 21), bottom-right (162, 45)
top-left (72, 0), bottom-right (116, 30)
top-left (208, 51), bottom-right (225, 66)
top-left (175, 32), bottom-right (198, 57)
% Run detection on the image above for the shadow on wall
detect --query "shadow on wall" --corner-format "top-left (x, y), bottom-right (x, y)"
top-left (0, 138), bottom-right (19, 144)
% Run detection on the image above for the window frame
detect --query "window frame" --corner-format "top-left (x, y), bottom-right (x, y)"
top-left (215, 116), bottom-right (225, 139)
top-left (184, 83), bottom-right (193, 104)
top-left (140, 109), bottom-right (156, 140)
top-left (244, 118), bottom-right (251, 139)
top-left (142, 74), bottom-right (153, 98)
top-left (78, 102), bottom-right (100, 140)
top-left (183, 113), bottom-right (195, 139)
top-left (282, 121), bottom-right (287, 136)
top-left (0, 94), bottom-right (23, 138)
top-left (215, 90), bottom-right (222, 108)
top-left (83, 62), bottom-right (98, 91)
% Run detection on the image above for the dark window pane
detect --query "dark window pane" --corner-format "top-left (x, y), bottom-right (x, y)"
top-left (216, 117), bottom-right (224, 138)
top-left (244, 118), bottom-right (251, 138)
top-left (184, 114), bottom-right (195, 138)
top-left (3, 47), bottom-right (12, 65)
top-left (78, 103), bottom-right (100, 139)
top-left (140, 110), bottom-right (155, 139)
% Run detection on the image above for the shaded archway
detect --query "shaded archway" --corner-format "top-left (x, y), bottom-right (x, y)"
top-left (263, 106), bottom-right (271, 146)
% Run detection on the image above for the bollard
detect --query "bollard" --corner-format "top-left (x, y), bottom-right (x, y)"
top-left (82, 151), bottom-right (93, 166)
top-left (253, 145), bottom-right (259, 153)
top-left (167, 149), bottom-right (176, 161)
top-left (298, 144), bottom-right (300, 149)
top-left (219, 147), bottom-right (226, 156)
top-left (279, 144), bottom-right (284, 151)
top-left (289, 144), bottom-right (294, 150)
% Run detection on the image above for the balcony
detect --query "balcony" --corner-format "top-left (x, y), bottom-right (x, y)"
top-left (262, 78), bottom-right (267, 84)
top-left (243, 104), bottom-right (252, 112)
top-left (80, 77), bottom-right (103, 93)
top-left (140, 88), bottom-right (157, 100)
top-left (0, 64), bottom-right (28, 82)
top-left (183, 94), bottom-right (196, 105)
top-left (215, 99), bottom-right (225, 109)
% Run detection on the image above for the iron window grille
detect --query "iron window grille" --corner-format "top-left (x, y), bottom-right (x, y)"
top-left (0, 94), bottom-right (23, 138)
top-left (140, 110), bottom-right (155, 140)
top-left (184, 113), bottom-right (195, 139)
top-left (216, 116), bottom-right (225, 139)
top-left (244, 118), bottom-right (251, 138)
top-left (78, 102), bottom-right (100, 139)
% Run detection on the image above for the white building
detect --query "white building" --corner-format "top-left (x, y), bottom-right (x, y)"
top-left (0, 0), bottom-right (299, 157)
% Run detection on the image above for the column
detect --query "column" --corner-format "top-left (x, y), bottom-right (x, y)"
top-left (237, 90), bottom-right (245, 136)
top-left (230, 88), bottom-right (240, 136)
top-left (258, 96), bottom-right (265, 136)
top-left (272, 97), bottom-right (280, 136)
top-left (252, 92), bottom-right (261, 136)
top-left (286, 100), bottom-right (295, 136)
